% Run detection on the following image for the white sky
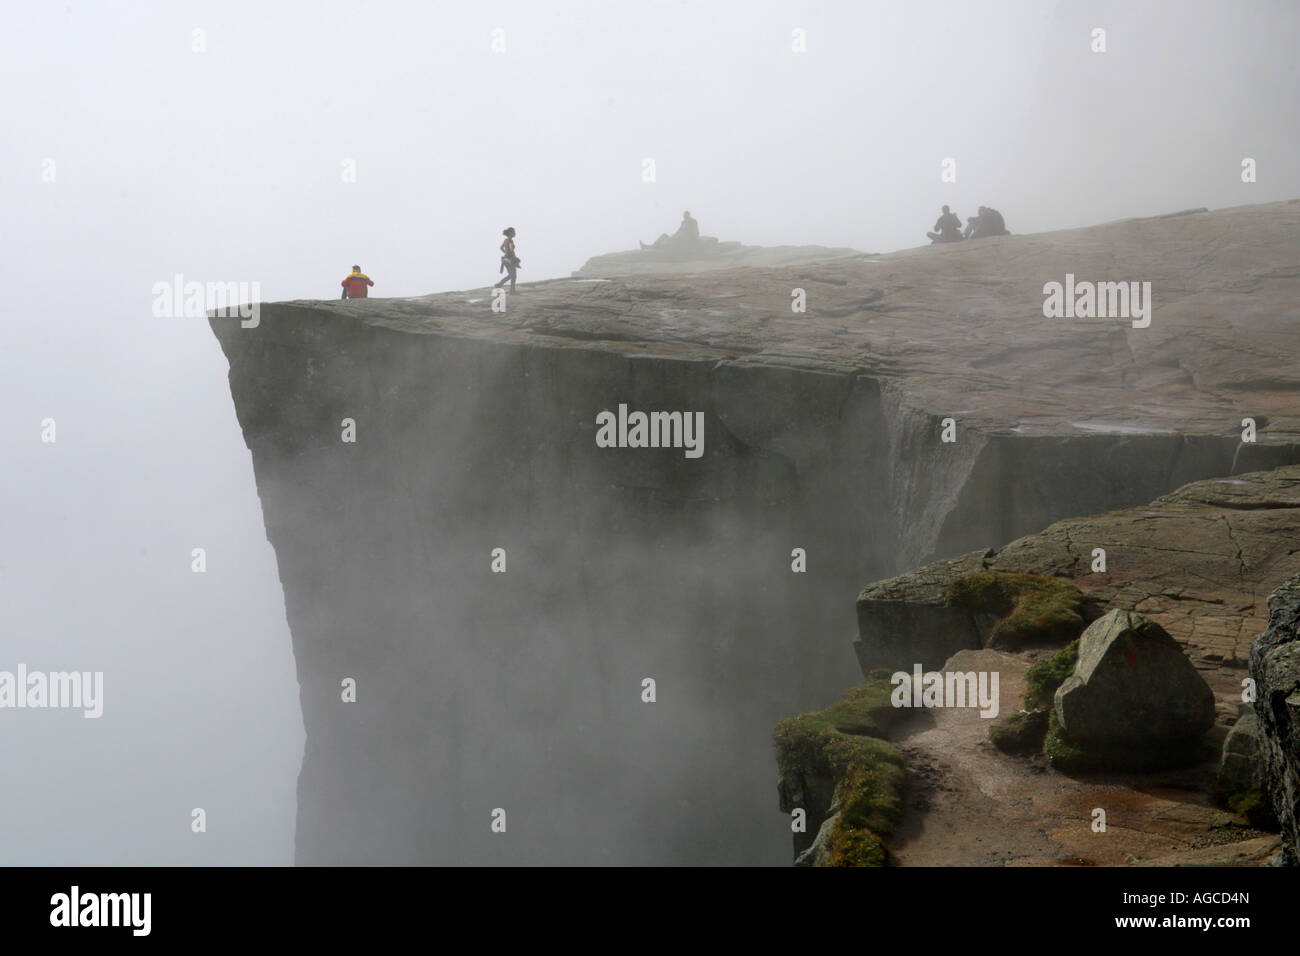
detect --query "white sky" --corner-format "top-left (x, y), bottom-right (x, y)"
top-left (0, 0), bottom-right (1296, 864)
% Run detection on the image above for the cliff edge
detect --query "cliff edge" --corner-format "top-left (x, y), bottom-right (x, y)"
top-left (210, 200), bottom-right (1300, 864)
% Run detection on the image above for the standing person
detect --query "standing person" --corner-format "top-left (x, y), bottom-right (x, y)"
top-left (340, 265), bottom-right (374, 299)
top-left (494, 227), bottom-right (520, 293)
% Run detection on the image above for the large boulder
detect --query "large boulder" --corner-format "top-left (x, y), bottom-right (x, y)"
top-left (1250, 575), bottom-right (1300, 866)
top-left (1055, 610), bottom-right (1216, 749)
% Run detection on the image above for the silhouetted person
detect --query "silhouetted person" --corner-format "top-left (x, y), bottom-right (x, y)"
top-left (965, 206), bottom-right (1010, 239)
top-left (926, 205), bottom-right (963, 243)
top-left (340, 265), bottom-right (374, 299)
top-left (641, 211), bottom-right (699, 250)
top-left (494, 227), bottom-right (520, 293)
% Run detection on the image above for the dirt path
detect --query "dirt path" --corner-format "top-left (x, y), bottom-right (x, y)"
top-left (883, 649), bottom-right (1273, 866)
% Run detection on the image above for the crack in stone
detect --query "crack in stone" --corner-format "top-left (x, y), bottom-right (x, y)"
top-left (1221, 515), bottom-right (1248, 578)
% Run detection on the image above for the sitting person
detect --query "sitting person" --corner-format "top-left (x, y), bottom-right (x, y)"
top-left (965, 206), bottom-right (1011, 239)
top-left (340, 265), bottom-right (374, 299)
top-left (641, 211), bottom-right (699, 250)
top-left (926, 205), bottom-right (964, 243)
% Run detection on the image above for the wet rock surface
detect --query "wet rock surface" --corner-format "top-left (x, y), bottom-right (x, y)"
top-left (1054, 610), bottom-right (1216, 751)
top-left (1250, 575), bottom-right (1300, 864)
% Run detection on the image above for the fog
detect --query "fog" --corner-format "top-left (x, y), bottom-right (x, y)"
top-left (1, 0), bottom-right (1298, 865)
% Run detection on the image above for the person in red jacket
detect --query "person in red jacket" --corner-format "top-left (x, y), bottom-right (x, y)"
top-left (340, 265), bottom-right (374, 299)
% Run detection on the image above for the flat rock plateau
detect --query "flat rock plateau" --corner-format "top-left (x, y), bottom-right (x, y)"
top-left (211, 200), bottom-right (1300, 864)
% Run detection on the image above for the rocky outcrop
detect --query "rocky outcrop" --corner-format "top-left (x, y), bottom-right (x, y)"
top-left (1053, 610), bottom-right (1216, 760)
top-left (856, 465), bottom-right (1300, 717)
top-left (835, 469), bottom-right (1300, 865)
top-left (856, 565), bottom-right (1091, 671)
top-left (1250, 575), bottom-right (1300, 865)
top-left (773, 675), bottom-right (906, 867)
top-left (210, 201), bottom-right (1300, 864)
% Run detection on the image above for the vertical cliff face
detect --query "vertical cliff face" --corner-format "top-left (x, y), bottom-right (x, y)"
top-left (214, 308), bottom-right (904, 864)
top-left (209, 204), bottom-right (1300, 863)
top-left (1252, 576), bottom-right (1300, 865)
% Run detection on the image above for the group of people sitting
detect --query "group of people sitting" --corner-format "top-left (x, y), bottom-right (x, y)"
top-left (926, 205), bottom-right (1010, 243)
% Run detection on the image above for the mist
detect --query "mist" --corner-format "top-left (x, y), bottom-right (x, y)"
top-left (2, 0), bottom-right (1298, 865)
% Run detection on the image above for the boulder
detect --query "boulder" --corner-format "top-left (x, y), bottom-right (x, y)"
top-left (1217, 702), bottom-right (1263, 793)
top-left (1250, 575), bottom-right (1300, 865)
top-left (1055, 609), bottom-right (1216, 747)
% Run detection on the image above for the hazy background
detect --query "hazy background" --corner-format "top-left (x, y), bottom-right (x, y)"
top-left (1, 0), bottom-right (1297, 864)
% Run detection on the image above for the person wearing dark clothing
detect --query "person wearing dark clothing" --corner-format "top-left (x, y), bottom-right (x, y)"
top-left (641, 211), bottom-right (699, 250)
top-left (965, 206), bottom-right (1011, 239)
top-left (926, 205), bottom-right (964, 243)
top-left (494, 227), bottom-right (520, 293)
top-left (978, 206), bottom-right (1009, 236)
top-left (340, 265), bottom-right (374, 299)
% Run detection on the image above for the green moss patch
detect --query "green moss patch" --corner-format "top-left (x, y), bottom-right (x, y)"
top-left (1042, 709), bottom-right (1094, 771)
top-left (773, 669), bottom-right (899, 774)
top-left (991, 639), bottom-right (1077, 755)
top-left (773, 670), bottom-right (906, 867)
top-left (947, 572), bottom-right (1086, 650)
top-left (1024, 639), bottom-right (1080, 710)
top-left (1222, 790), bottom-right (1278, 830)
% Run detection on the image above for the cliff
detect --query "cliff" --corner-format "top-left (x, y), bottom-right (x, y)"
top-left (210, 202), bottom-right (1300, 864)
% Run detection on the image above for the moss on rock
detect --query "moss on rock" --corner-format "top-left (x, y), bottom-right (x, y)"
top-left (1024, 639), bottom-right (1080, 710)
top-left (773, 670), bottom-right (905, 866)
top-left (1042, 709), bottom-right (1093, 771)
top-left (989, 639), bottom-right (1079, 756)
top-left (946, 572), bottom-right (1086, 650)
top-left (1224, 790), bottom-right (1278, 830)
